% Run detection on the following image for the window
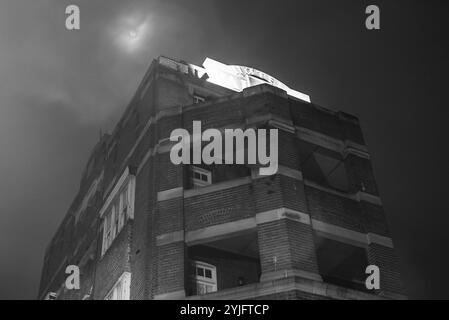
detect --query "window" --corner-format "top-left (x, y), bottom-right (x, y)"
top-left (191, 261), bottom-right (217, 295)
top-left (191, 167), bottom-right (212, 188)
top-left (193, 95), bottom-right (205, 104)
top-left (313, 153), bottom-right (349, 191)
top-left (118, 185), bottom-right (128, 231)
top-left (101, 177), bottom-right (135, 256)
top-left (103, 214), bottom-right (112, 253)
top-left (300, 144), bottom-right (349, 192)
top-left (105, 272), bottom-right (131, 300)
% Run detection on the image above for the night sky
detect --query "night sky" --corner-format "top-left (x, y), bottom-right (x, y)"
top-left (0, 0), bottom-right (447, 299)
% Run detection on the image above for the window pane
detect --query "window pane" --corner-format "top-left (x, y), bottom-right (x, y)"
top-left (110, 208), bottom-right (115, 229)
top-left (119, 210), bottom-right (124, 230)
top-left (111, 207), bottom-right (116, 237)
top-left (314, 153), bottom-right (340, 177)
top-left (105, 215), bottom-right (110, 232)
top-left (197, 283), bottom-right (206, 295)
top-left (205, 269), bottom-right (212, 278)
top-left (124, 187), bottom-right (129, 207)
top-left (197, 267), bottom-right (204, 277)
top-left (327, 163), bottom-right (349, 191)
top-left (313, 153), bottom-right (349, 191)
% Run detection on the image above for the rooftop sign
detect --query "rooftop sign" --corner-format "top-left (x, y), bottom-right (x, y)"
top-left (193, 58), bottom-right (311, 103)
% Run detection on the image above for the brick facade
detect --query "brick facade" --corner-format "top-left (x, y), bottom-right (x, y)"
top-left (38, 56), bottom-right (405, 300)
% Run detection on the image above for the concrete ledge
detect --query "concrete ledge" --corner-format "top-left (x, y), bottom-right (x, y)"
top-left (296, 126), bottom-right (370, 160)
top-left (155, 106), bottom-right (182, 120)
top-left (157, 187), bottom-right (183, 202)
top-left (186, 275), bottom-right (390, 300)
top-left (277, 166), bottom-right (303, 180)
top-left (305, 179), bottom-right (355, 201)
top-left (183, 207), bottom-right (394, 248)
top-left (154, 290), bottom-right (186, 300)
top-left (157, 140), bottom-right (177, 154)
top-left (185, 208), bottom-right (311, 245)
top-left (356, 191), bottom-right (382, 206)
top-left (344, 140), bottom-right (370, 159)
top-left (312, 219), bottom-right (367, 247)
top-left (305, 179), bottom-right (382, 206)
top-left (343, 146), bottom-right (370, 159)
top-left (245, 113), bottom-right (369, 160)
top-left (156, 230), bottom-right (185, 246)
top-left (297, 126), bottom-right (344, 154)
top-left (367, 233), bottom-right (394, 248)
top-left (379, 291), bottom-right (407, 300)
top-left (268, 119), bottom-right (295, 133)
top-left (180, 166), bottom-right (382, 208)
top-left (256, 208), bottom-right (310, 225)
top-left (185, 218), bottom-right (257, 245)
top-left (184, 177), bottom-right (251, 198)
top-left (137, 147), bottom-right (155, 174)
top-left (260, 269), bottom-right (322, 282)
top-left (312, 219), bottom-right (394, 249)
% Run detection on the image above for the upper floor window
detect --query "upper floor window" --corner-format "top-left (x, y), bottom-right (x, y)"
top-left (301, 146), bottom-right (349, 192)
top-left (105, 272), bottom-right (131, 300)
top-left (313, 153), bottom-right (349, 191)
top-left (193, 95), bottom-right (205, 104)
top-left (101, 174), bottom-right (135, 256)
top-left (191, 166), bottom-right (212, 188)
top-left (191, 261), bottom-right (217, 295)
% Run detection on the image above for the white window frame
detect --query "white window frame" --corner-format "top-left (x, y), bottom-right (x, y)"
top-left (101, 170), bottom-right (136, 257)
top-left (105, 272), bottom-right (131, 300)
top-left (192, 261), bottom-right (217, 295)
top-left (191, 166), bottom-right (212, 188)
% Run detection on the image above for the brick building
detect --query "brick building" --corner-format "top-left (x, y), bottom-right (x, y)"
top-left (38, 56), bottom-right (405, 300)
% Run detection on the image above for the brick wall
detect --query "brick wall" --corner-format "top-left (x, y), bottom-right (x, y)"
top-left (93, 223), bottom-right (132, 300)
top-left (257, 219), bottom-right (320, 275)
top-left (39, 56), bottom-right (404, 300)
top-left (185, 183), bottom-right (255, 231)
top-left (367, 244), bottom-right (405, 294)
top-left (131, 159), bottom-right (154, 300)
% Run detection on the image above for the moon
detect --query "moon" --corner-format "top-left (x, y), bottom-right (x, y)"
top-left (113, 14), bottom-right (151, 53)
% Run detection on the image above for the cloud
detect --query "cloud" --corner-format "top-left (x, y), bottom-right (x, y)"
top-left (0, 0), bottom-right (224, 299)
